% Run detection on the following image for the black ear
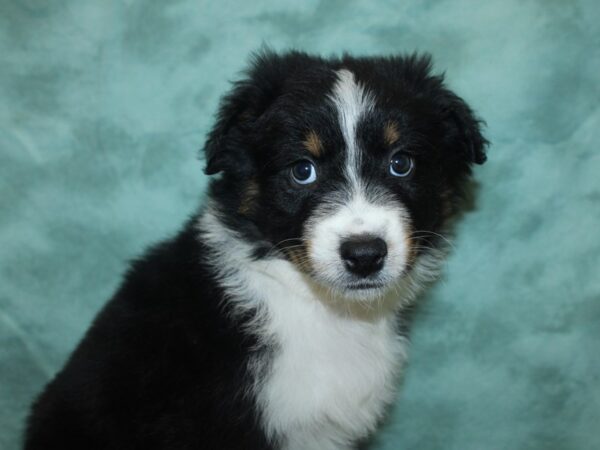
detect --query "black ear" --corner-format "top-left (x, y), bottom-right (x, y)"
top-left (439, 88), bottom-right (489, 165)
top-left (202, 77), bottom-right (262, 176)
top-left (203, 50), bottom-right (307, 176)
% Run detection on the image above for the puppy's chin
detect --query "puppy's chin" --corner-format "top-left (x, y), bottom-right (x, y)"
top-left (337, 284), bottom-right (392, 302)
top-left (306, 272), bottom-right (404, 304)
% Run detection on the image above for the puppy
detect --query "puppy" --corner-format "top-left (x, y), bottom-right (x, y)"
top-left (25, 50), bottom-right (487, 450)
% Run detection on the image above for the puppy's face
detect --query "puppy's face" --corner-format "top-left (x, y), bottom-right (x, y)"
top-left (205, 52), bottom-right (486, 301)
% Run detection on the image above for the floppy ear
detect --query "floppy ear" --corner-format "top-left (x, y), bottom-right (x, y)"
top-left (202, 79), bottom-right (262, 176)
top-left (439, 89), bottom-right (488, 165)
top-left (203, 51), bottom-right (301, 176)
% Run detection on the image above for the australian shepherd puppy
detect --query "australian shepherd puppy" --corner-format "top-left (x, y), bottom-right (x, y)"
top-left (25, 50), bottom-right (487, 450)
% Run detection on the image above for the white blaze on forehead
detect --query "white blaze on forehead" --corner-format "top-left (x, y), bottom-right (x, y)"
top-left (329, 69), bottom-right (375, 189)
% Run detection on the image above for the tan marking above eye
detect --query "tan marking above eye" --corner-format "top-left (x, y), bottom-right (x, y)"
top-left (383, 122), bottom-right (400, 146)
top-left (304, 130), bottom-right (324, 157)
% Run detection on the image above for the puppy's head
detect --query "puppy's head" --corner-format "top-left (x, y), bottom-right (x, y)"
top-left (204, 50), bottom-right (487, 301)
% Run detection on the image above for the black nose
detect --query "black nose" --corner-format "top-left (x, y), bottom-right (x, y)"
top-left (340, 236), bottom-right (387, 277)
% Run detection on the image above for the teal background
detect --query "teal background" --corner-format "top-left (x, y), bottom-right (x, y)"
top-left (1, 1), bottom-right (599, 449)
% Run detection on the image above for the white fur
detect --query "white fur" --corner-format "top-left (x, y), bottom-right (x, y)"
top-left (198, 206), bottom-right (412, 450)
top-left (306, 189), bottom-right (411, 300)
top-left (328, 69), bottom-right (375, 190)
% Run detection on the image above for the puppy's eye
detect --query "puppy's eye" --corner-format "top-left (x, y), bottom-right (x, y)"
top-left (389, 152), bottom-right (414, 177)
top-left (291, 160), bottom-right (317, 185)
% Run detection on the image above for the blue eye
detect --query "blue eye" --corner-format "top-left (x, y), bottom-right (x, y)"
top-left (389, 152), bottom-right (414, 177)
top-left (291, 160), bottom-right (317, 185)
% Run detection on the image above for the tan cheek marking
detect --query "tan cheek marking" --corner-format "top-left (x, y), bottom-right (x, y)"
top-left (238, 179), bottom-right (259, 215)
top-left (383, 121), bottom-right (400, 146)
top-left (304, 130), bottom-right (324, 157)
top-left (304, 238), bottom-right (313, 271)
top-left (284, 244), bottom-right (312, 273)
top-left (403, 222), bottom-right (418, 266)
top-left (283, 235), bottom-right (315, 274)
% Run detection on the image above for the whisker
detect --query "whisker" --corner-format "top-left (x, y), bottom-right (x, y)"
top-left (261, 237), bottom-right (308, 259)
top-left (409, 230), bottom-right (455, 250)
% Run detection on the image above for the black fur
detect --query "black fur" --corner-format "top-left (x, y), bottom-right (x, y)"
top-left (204, 51), bottom-right (487, 253)
top-left (25, 50), bottom-right (487, 449)
top-left (25, 222), bottom-right (275, 450)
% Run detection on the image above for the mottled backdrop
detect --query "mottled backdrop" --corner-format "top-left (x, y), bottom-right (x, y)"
top-left (1, 1), bottom-right (599, 449)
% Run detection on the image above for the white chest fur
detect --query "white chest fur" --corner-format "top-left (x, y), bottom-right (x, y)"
top-left (199, 212), bottom-right (408, 450)
top-left (259, 287), bottom-right (405, 449)
top-left (245, 259), bottom-right (406, 450)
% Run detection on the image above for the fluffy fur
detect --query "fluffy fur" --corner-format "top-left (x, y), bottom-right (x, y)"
top-left (24, 50), bottom-right (487, 450)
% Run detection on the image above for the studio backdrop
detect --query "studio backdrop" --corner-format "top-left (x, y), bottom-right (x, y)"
top-left (1, 1), bottom-right (599, 449)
